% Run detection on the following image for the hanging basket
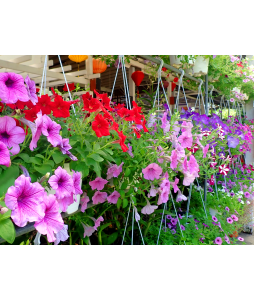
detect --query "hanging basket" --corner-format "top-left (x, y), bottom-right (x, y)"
top-left (193, 56), bottom-right (209, 76)
top-left (169, 55), bottom-right (182, 68)
top-left (93, 58), bottom-right (107, 74)
top-left (68, 55), bottom-right (88, 63)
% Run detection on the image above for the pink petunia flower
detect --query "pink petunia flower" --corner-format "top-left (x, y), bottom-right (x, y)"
top-left (93, 216), bottom-right (104, 230)
top-left (107, 191), bottom-right (120, 204)
top-left (178, 131), bottom-right (193, 148)
top-left (141, 199), bottom-right (158, 215)
top-left (25, 75), bottom-right (38, 105)
top-left (149, 184), bottom-right (158, 197)
top-left (0, 72), bottom-right (29, 104)
top-left (48, 166), bottom-right (74, 200)
top-left (107, 162), bottom-right (124, 179)
top-left (72, 170), bottom-right (83, 196)
top-left (231, 215), bottom-right (238, 221)
top-left (238, 237), bottom-right (244, 241)
top-left (57, 194), bottom-right (74, 212)
top-left (0, 141), bottom-right (11, 167)
top-left (80, 193), bottom-right (90, 212)
top-left (82, 223), bottom-right (95, 238)
top-left (203, 144), bottom-right (209, 158)
top-left (183, 171), bottom-right (196, 186)
top-left (215, 237), bottom-right (222, 245)
top-left (54, 224), bottom-right (69, 245)
top-left (188, 155), bottom-right (199, 175)
top-left (92, 191), bottom-right (108, 204)
top-left (89, 177), bottom-right (108, 191)
top-left (225, 207), bottom-right (230, 212)
top-left (176, 190), bottom-right (187, 202)
top-left (5, 175), bottom-right (45, 227)
top-left (227, 217), bottom-right (233, 224)
top-left (170, 150), bottom-right (178, 169)
top-left (133, 206), bottom-right (140, 222)
top-left (171, 177), bottom-right (180, 193)
top-left (158, 187), bottom-right (170, 205)
top-left (34, 193), bottom-right (64, 243)
top-left (142, 163), bottom-right (162, 181)
top-left (0, 116), bottom-right (25, 155)
top-left (41, 115), bottom-right (62, 147)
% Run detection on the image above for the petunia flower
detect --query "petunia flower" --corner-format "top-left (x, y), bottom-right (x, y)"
top-left (227, 136), bottom-right (239, 148)
top-left (180, 225), bottom-right (185, 231)
top-left (227, 217), bottom-right (233, 224)
top-left (41, 115), bottom-right (62, 147)
top-left (36, 95), bottom-right (52, 115)
top-left (24, 106), bottom-right (40, 122)
top-left (34, 193), bottom-right (64, 243)
top-left (133, 206), bottom-right (140, 222)
top-left (127, 143), bottom-right (134, 157)
top-left (63, 83), bottom-right (75, 92)
top-left (93, 216), bottom-right (104, 230)
top-left (89, 177), bottom-right (108, 191)
top-left (142, 163), bottom-right (162, 181)
top-left (92, 191), bottom-right (108, 204)
top-left (80, 193), bottom-right (90, 212)
top-left (25, 75), bottom-right (38, 105)
top-left (92, 114), bottom-right (110, 137)
top-left (231, 214), bottom-right (238, 221)
top-left (107, 191), bottom-right (120, 204)
top-left (48, 166), bottom-right (74, 200)
top-left (171, 218), bottom-right (177, 226)
top-left (51, 95), bottom-right (78, 118)
top-left (107, 162), bottom-right (124, 179)
top-left (176, 190), bottom-right (187, 202)
top-left (218, 164), bottom-right (230, 175)
top-left (0, 116), bottom-right (25, 155)
top-left (0, 141), bottom-right (11, 167)
top-left (212, 216), bottom-right (218, 222)
top-left (72, 171), bottom-right (82, 196)
top-left (238, 237), bottom-right (244, 242)
top-left (171, 177), bottom-right (180, 193)
top-left (54, 224), bottom-right (69, 245)
top-left (82, 223), bottom-right (95, 238)
top-left (57, 194), bottom-right (74, 212)
top-left (183, 171), bottom-right (196, 186)
top-left (5, 175), bottom-right (45, 227)
top-left (141, 199), bottom-right (158, 215)
top-left (0, 72), bottom-right (29, 104)
top-left (203, 144), bottom-right (209, 158)
top-left (215, 237), bottom-right (222, 245)
top-left (225, 207), bottom-right (230, 212)
top-left (178, 131), bottom-right (193, 148)
top-left (158, 187), bottom-right (170, 205)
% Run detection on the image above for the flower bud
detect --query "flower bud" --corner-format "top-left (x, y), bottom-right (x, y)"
top-left (0, 207), bottom-right (8, 215)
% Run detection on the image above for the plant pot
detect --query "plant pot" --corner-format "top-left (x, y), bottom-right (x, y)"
top-left (193, 56), bottom-right (209, 76)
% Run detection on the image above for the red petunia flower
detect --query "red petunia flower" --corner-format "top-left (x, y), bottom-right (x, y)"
top-left (36, 88), bottom-right (40, 94)
top-left (51, 95), bottom-right (77, 118)
top-left (0, 102), bottom-right (4, 113)
top-left (237, 62), bottom-right (244, 68)
top-left (117, 130), bottom-right (128, 152)
top-left (37, 95), bottom-right (52, 115)
top-left (133, 128), bottom-right (141, 138)
top-left (142, 118), bottom-right (149, 132)
top-left (15, 118), bottom-right (28, 135)
top-left (131, 107), bottom-right (143, 124)
top-left (114, 103), bottom-right (125, 110)
top-left (132, 101), bottom-right (142, 113)
top-left (117, 107), bottom-right (133, 121)
top-left (82, 94), bottom-right (101, 113)
top-left (92, 114), bottom-right (110, 137)
top-left (162, 67), bottom-right (167, 72)
top-left (63, 83), bottom-right (75, 92)
top-left (24, 106), bottom-right (40, 122)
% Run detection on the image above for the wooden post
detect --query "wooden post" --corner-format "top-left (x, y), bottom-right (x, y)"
top-left (86, 55), bottom-right (93, 96)
top-left (129, 66), bottom-right (135, 102)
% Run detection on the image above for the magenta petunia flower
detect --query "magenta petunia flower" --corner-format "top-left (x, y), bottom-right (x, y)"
top-left (107, 162), bottom-right (124, 179)
top-left (225, 235), bottom-right (230, 244)
top-left (0, 141), bottom-right (11, 167)
top-left (227, 217), bottom-right (233, 224)
top-left (5, 175), bottom-right (45, 227)
top-left (212, 216), bottom-right (218, 222)
top-left (160, 178), bottom-right (170, 190)
top-left (25, 75), bottom-right (38, 105)
top-left (34, 193), bottom-right (64, 243)
top-left (72, 170), bottom-right (82, 196)
top-left (141, 199), bottom-right (158, 215)
top-left (215, 237), bottom-right (222, 245)
top-left (82, 223), bottom-right (95, 238)
top-left (178, 131), bottom-right (193, 148)
top-left (92, 191), bottom-right (108, 204)
top-left (93, 216), bottom-right (104, 230)
top-left (48, 166), bottom-right (74, 200)
top-left (244, 192), bottom-right (250, 198)
top-left (41, 115), bottom-right (62, 147)
top-left (89, 177), bottom-right (108, 191)
top-left (238, 237), bottom-right (244, 242)
top-left (80, 193), bottom-right (90, 212)
top-left (225, 207), bottom-right (230, 212)
top-left (54, 224), bottom-right (69, 245)
top-left (231, 214), bottom-right (238, 221)
top-left (0, 116), bottom-right (25, 155)
top-left (171, 218), bottom-right (177, 226)
top-left (142, 163), bottom-right (162, 181)
top-left (180, 225), bottom-right (185, 231)
top-left (107, 191), bottom-right (120, 204)
top-left (0, 72), bottom-right (29, 104)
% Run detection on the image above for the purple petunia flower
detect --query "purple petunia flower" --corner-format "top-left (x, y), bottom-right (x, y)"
top-left (127, 143), bottom-right (134, 157)
top-left (171, 229), bottom-right (176, 235)
top-left (5, 175), bottom-right (45, 227)
top-left (227, 217), bottom-right (233, 224)
top-left (34, 193), bottom-right (64, 243)
top-left (171, 218), bottom-right (177, 226)
top-left (57, 138), bottom-right (72, 154)
top-left (0, 72), bottom-right (29, 104)
top-left (180, 225), bottom-right (185, 231)
top-left (107, 191), bottom-right (121, 204)
top-left (0, 141), bottom-right (11, 167)
top-left (244, 192), bottom-right (250, 198)
top-left (227, 136), bottom-right (239, 148)
top-left (225, 207), bottom-right (230, 212)
top-left (215, 237), bottom-right (223, 245)
top-left (41, 115), bottom-right (62, 147)
top-left (142, 163), bottom-right (162, 181)
top-left (107, 162), bottom-right (124, 179)
top-left (212, 216), bottom-right (218, 222)
top-left (89, 177), bottom-right (108, 191)
top-left (25, 75), bottom-right (38, 105)
top-left (80, 193), bottom-right (90, 213)
top-left (0, 116), bottom-right (25, 155)
top-left (72, 170), bottom-right (83, 198)
top-left (92, 191), bottom-right (108, 204)
top-left (54, 224), bottom-right (69, 245)
top-left (48, 166), bottom-right (74, 200)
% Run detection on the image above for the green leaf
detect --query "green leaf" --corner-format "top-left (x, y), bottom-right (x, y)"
top-left (16, 153), bottom-right (30, 163)
top-left (125, 168), bottom-right (131, 176)
top-left (93, 143), bottom-right (101, 152)
top-left (29, 157), bottom-right (42, 165)
top-left (97, 150), bottom-right (115, 162)
top-left (93, 161), bottom-right (101, 177)
top-left (121, 181), bottom-right (128, 190)
top-left (0, 218), bottom-right (16, 244)
top-left (35, 154), bottom-right (45, 159)
top-left (52, 151), bottom-right (66, 164)
top-left (90, 154), bottom-right (104, 162)
top-left (119, 190), bottom-right (125, 199)
top-left (122, 198), bottom-right (129, 209)
top-left (0, 201), bottom-right (11, 221)
top-left (105, 148), bottom-right (113, 155)
top-left (117, 198), bottom-right (122, 209)
top-left (34, 163), bottom-right (53, 175)
top-left (0, 165), bottom-right (19, 197)
top-left (107, 232), bottom-right (118, 245)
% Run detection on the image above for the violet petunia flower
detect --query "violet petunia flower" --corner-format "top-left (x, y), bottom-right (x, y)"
top-left (107, 162), bottom-right (124, 179)
top-left (0, 72), bottom-right (29, 104)
top-left (238, 237), bottom-right (244, 242)
top-left (203, 144), bottom-right (209, 158)
top-left (57, 138), bottom-right (72, 154)
top-left (212, 216), bottom-right (218, 222)
top-left (92, 191), bottom-right (108, 204)
top-left (82, 223), bottom-right (95, 238)
top-left (142, 163), bottom-right (162, 181)
top-left (48, 166), bottom-right (74, 200)
top-left (5, 175), bottom-right (45, 227)
top-left (141, 199), bottom-right (158, 215)
top-left (42, 115), bottom-right (62, 147)
top-left (80, 193), bottom-right (90, 212)
top-left (0, 141), bottom-right (11, 167)
top-left (25, 75), bottom-right (38, 105)
top-left (225, 207), bottom-right (230, 212)
top-left (107, 191), bottom-right (120, 204)
top-left (89, 177), bottom-right (108, 191)
top-left (127, 143), bottom-right (134, 157)
top-left (54, 224), bottom-right (69, 245)
top-left (171, 218), bottom-right (177, 226)
top-left (227, 136), bottom-right (239, 148)
top-left (0, 116), bottom-right (25, 155)
top-left (180, 225), bottom-right (185, 231)
top-left (34, 193), bottom-right (64, 243)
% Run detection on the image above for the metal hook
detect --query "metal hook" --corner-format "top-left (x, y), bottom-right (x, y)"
top-left (198, 79), bottom-right (203, 92)
top-left (157, 57), bottom-right (164, 78)
top-left (179, 68), bottom-right (185, 83)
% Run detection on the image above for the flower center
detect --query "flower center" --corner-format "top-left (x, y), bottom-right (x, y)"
top-left (5, 78), bottom-right (14, 88)
top-left (1, 132), bottom-right (10, 139)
